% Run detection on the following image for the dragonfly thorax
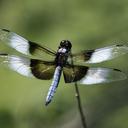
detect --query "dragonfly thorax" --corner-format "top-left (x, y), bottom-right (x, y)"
top-left (55, 40), bottom-right (72, 67)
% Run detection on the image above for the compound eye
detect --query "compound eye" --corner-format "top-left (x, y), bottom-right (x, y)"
top-left (60, 40), bottom-right (65, 46)
top-left (66, 41), bottom-right (72, 49)
top-left (60, 40), bottom-right (72, 50)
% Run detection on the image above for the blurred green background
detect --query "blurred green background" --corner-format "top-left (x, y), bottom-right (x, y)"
top-left (0, 0), bottom-right (128, 128)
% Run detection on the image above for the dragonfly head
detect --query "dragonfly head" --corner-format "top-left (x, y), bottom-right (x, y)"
top-left (59, 40), bottom-right (72, 51)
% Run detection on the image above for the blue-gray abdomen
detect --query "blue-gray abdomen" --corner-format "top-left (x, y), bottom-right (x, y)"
top-left (45, 66), bottom-right (62, 105)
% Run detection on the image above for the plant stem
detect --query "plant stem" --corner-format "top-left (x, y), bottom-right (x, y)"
top-left (74, 82), bottom-right (87, 128)
top-left (70, 52), bottom-right (87, 128)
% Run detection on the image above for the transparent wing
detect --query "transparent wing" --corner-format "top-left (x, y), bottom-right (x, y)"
top-left (0, 53), bottom-right (55, 80)
top-left (63, 65), bottom-right (127, 85)
top-left (0, 29), bottom-right (56, 59)
top-left (69, 45), bottom-right (128, 64)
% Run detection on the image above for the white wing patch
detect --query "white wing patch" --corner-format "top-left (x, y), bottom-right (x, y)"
top-left (0, 29), bottom-right (30, 55)
top-left (9, 33), bottom-right (29, 55)
top-left (79, 68), bottom-right (127, 85)
top-left (79, 68), bottom-right (107, 84)
top-left (4, 55), bottom-right (33, 77)
top-left (86, 45), bottom-right (128, 63)
top-left (87, 48), bottom-right (112, 63)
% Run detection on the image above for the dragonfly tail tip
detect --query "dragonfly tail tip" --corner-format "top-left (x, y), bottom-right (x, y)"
top-left (45, 100), bottom-right (51, 106)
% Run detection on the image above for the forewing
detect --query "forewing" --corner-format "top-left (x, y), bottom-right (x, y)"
top-left (0, 29), bottom-right (56, 59)
top-left (0, 54), bottom-right (55, 80)
top-left (70, 45), bottom-right (128, 64)
top-left (63, 65), bottom-right (127, 85)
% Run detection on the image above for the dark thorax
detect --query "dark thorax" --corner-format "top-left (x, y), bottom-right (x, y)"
top-left (55, 40), bottom-right (72, 67)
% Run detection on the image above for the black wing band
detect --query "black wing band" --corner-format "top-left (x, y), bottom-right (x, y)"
top-left (0, 53), bottom-right (55, 80)
top-left (63, 64), bottom-right (89, 83)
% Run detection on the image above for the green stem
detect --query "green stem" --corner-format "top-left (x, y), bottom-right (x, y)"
top-left (74, 82), bottom-right (87, 128)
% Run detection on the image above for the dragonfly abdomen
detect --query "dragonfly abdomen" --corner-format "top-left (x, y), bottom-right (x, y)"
top-left (45, 66), bottom-right (62, 106)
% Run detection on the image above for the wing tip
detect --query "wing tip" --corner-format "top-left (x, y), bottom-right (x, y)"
top-left (113, 68), bottom-right (127, 80)
top-left (113, 68), bottom-right (121, 72)
top-left (116, 44), bottom-right (128, 49)
top-left (0, 53), bottom-right (8, 56)
top-left (116, 44), bottom-right (124, 47)
top-left (1, 29), bottom-right (10, 32)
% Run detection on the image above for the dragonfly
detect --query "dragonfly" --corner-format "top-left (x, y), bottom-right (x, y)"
top-left (0, 29), bottom-right (128, 106)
